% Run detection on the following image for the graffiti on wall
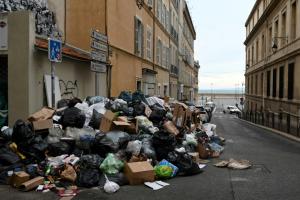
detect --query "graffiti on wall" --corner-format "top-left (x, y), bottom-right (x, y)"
top-left (59, 79), bottom-right (79, 99)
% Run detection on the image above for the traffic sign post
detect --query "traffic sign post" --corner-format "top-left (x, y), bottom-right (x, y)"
top-left (91, 30), bottom-right (109, 96)
top-left (48, 38), bottom-right (62, 108)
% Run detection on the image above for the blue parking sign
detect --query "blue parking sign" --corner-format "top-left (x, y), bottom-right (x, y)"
top-left (48, 38), bottom-right (62, 62)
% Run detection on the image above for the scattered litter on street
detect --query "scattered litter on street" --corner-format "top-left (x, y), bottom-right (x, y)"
top-left (214, 159), bottom-right (251, 170)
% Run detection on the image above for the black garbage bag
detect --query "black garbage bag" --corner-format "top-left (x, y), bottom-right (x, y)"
top-left (25, 164), bottom-right (43, 179)
top-left (118, 91), bottom-right (132, 104)
top-left (0, 145), bottom-right (20, 165)
top-left (68, 97), bottom-right (82, 108)
top-left (152, 131), bottom-right (176, 161)
top-left (92, 131), bottom-right (131, 157)
top-left (140, 137), bottom-right (156, 160)
top-left (0, 163), bottom-right (23, 184)
top-left (133, 103), bottom-right (146, 116)
top-left (57, 99), bottom-right (70, 109)
top-left (99, 173), bottom-right (128, 187)
top-left (132, 91), bottom-right (147, 104)
top-left (12, 120), bottom-right (35, 145)
top-left (76, 168), bottom-right (101, 188)
top-left (149, 104), bottom-right (166, 124)
top-left (47, 142), bottom-right (71, 157)
top-left (167, 151), bottom-right (202, 176)
top-left (79, 154), bottom-right (104, 169)
top-left (0, 127), bottom-right (13, 141)
top-left (60, 107), bottom-right (85, 129)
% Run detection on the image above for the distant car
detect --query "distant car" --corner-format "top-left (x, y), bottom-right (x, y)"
top-left (223, 105), bottom-right (241, 114)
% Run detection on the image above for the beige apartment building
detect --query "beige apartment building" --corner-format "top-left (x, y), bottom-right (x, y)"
top-left (0, 0), bottom-right (199, 126)
top-left (244, 0), bottom-right (300, 136)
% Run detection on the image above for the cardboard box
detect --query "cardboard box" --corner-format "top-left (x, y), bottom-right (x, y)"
top-left (197, 144), bottom-right (209, 159)
top-left (32, 119), bottom-right (53, 131)
top-left (124, 161), bottom-right (155, 185)
top-left (19, 176), bottom-right (45, 191)
top-left (173, 103), bottom-right (187, 128)
top-left (11, 171), bottom-right (30, 188)
top-left (163, 121), bottom-right (179, 136)
top-left (99, 111), bottom-right (132, 132)
top-left (28, 107), bottom-right (55, 122)
top-left (99, 111), bottom-right (116, 132)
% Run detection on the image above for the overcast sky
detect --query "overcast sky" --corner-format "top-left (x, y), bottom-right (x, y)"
top-left (187, 0), bottom-right (255, 90)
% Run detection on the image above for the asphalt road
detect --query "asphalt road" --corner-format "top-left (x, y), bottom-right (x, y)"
top-left (1, 110), bottom-right (300, 200)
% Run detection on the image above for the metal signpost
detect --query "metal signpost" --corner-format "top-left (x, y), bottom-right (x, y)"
top-left (48, 38), bottom-right (62, 108)
top-left (91, 30), bottom-right (109, 96)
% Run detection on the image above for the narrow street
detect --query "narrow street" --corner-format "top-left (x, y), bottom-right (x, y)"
top-left (1, 110), bottom-right (299, 200)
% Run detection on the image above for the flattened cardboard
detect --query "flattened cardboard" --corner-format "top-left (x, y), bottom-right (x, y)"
top-left (11, 171), bottom-right (30, 188)
top-left (28, 107), bottom-right (55, 122)
top-left (124, 161), bottom-right (155, 185)
top-left (19, 176), bottom-right (45, 192)
top-left (32, 119), bottom-right (53, 131)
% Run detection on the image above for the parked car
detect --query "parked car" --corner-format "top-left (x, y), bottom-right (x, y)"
top-left (223, 105), bottom-right (241, 114)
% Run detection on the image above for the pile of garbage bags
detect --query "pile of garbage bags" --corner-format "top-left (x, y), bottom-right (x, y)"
top-left (0, 0), bottom-right (62, 38)
top-left (0, 91), bottom-right (226, 195)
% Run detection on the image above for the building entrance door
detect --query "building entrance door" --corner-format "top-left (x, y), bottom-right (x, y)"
top-left (0, 55), bottom-right (8, 127)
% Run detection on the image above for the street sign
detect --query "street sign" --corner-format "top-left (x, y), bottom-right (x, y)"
top-left (91, 62), bottom-right (107, 73)
top-left (91, 30), bottom-right (108, 43)
top-left (91, 50), bottom-right (107, 63)
top-left (91, 41), bottom-right (108, 52)
top-left (48, 38), bottom-right (62, 62)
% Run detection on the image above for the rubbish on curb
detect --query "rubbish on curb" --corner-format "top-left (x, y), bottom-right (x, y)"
top-left (144, 181), bottom-right (170, 190)
top-left (214, 159), bottom-right (251, 170)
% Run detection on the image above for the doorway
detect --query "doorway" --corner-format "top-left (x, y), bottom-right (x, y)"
top-left (0, 55), bottom-right (8, 127)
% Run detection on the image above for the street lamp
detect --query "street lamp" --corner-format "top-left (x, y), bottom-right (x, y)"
top-left (210, 83), bottom-right (213, 102)
top-left (272, 36), bottom-right (288, 52)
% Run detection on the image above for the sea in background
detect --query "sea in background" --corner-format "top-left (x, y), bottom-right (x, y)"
top-left (198, 88), bottom-right (244, 109)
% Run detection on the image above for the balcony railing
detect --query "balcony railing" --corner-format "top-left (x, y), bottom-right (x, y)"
top-left (170, 65), bottom-right (179, 76)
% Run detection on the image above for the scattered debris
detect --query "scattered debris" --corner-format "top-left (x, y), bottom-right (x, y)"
top-left (214, 159), bottom-right (251, 170)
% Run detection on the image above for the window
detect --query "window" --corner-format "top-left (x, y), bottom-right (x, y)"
top-left (288, 63), bottom-right (294, 100)
top-left (162, 44), bottom-right (166, 67)
top-left (251, 76), bottom-right (254, 94)
top-left (272, 68), bottom-right (277, 98)
top-left (268, 26), bottom-right (272, 53)
top-left (255, 74), bottom-right (258, 94)
top-left (267, 71), bottom-right (271, 97)
top-left (156, 39), bottom-right (162, 65)
top-left (274, 19), bottom-right (279, 47)
top-left (261, 72), bottom-right (264, 95)
top-left (291, 2), bottom-right (297, 40)
top-left (281, 12), bottom-right (287, 46)
top-left (166, 47), bottom-right (170, 68)
top-left (146, 27), bottom-right (152, 60)
top-left (164, 85), bottom-right (168, 97)
top-left (147, 0), bottom-right (153, 8)
top-left (256, 39), bottom-right (259, 62)
top-left (157, 0), bottom-right (162, 20)
top-left (262, 34), bottom-right (265, 58)
top-left (162, 4), bottom-right (166, 26)
top-left (251, 45), bottom-right (254, 65)
top-left (279, 66), bottom-right (284, 98)
top-left (134, 17), bottom-right (144, 57)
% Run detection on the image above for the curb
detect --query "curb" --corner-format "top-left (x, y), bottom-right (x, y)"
top-left (239, 118), bottom-right (300, 143)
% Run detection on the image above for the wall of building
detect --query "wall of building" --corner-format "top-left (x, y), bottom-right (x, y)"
top-left (245, 0), bottom-right (300, 116)
top-left (48, 0), bottom-right (65, 41)
top-left (66, 0), bottom-right (106, 51)
top-left (7, 11), bottom-right (96, 125)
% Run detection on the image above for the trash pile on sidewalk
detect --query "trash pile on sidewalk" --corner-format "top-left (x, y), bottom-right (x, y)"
top-left (0, 91), bottom-right (226, 196)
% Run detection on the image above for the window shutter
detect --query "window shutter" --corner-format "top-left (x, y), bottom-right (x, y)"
top-left (141, 23), bottom-right (144, 58)
top-left (134, 17), bottom-right (138, 55)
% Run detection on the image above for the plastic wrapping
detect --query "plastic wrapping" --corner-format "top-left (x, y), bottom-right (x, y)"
top-left (126, 140), bottom-right (142, 156)
top-left (100, 153), bottom-right (124, 175)
top-left (103, 174), bottom-right (120, 194)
